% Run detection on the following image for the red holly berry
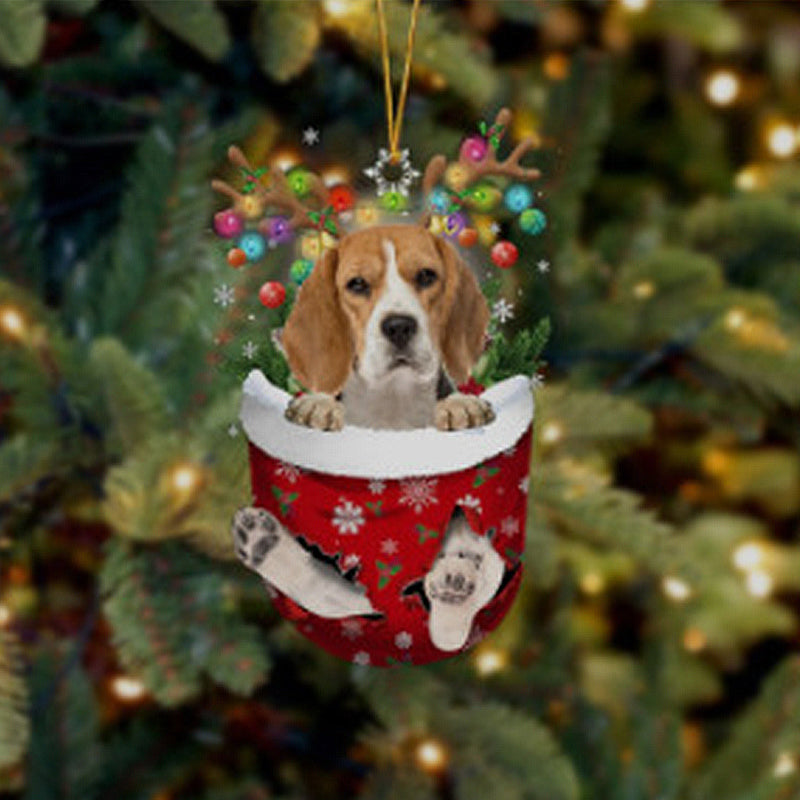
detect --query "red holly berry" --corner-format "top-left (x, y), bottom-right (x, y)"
top-left (227, 247), bottom-right (247, 268)
top-left (329, 184), bottom-right (356, 212)
top-left (258, 281), bottom-right (286, 308)
top-left (490, 240), bottom-right (519, 269)
top-left (458, 227), bottom-right (478, 248)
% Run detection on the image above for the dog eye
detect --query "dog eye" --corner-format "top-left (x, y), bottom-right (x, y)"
top-left (346, 277), bottom-right (370, 296)
top-left (415, 268), bottom-right (438, 288)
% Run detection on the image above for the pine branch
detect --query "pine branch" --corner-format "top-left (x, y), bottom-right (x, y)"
top-left (0, 631), bottom-right (28, 771)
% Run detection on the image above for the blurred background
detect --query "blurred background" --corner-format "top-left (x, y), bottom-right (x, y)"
top-left (3, 1), bottom-right (800, 798)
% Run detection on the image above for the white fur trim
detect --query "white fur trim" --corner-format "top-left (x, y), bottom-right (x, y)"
top-left (240, 370), bottom-right (534, 479)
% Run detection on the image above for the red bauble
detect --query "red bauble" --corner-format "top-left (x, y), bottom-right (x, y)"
top-left (329, 184), bottom-right (356, 213)
top-left (259, 281), bottom-right (286, 308)
top-left (227, 247), bottom-right (247, 268)
top-left (490, 240), bottom-right (519, 269)
top-left (459, 135), bottom-right (488, 163)
top-left (458, 227), bottom-right (478, 248)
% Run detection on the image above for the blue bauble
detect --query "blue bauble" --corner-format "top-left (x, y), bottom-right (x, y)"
top-left (428, 187), bottom-right (451, 214)
top-left (238, 231), bottom-right (267, 262)
top-left (504, 184), bottom-right (533, 214)
top-left (519, 208), bottom-right (547, 236)
top-left (290, 258), bottom-right (314, 285)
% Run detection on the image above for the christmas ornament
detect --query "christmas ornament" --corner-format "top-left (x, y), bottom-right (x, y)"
top-left (238, 231), bottom-right (267, 262)
top-left (329, 184), bottom-right (356, 212)
top-left (287, 166), bottom-right (314, 198)
top-left (458, 227), bottom-right (478, 248)
top-left (379, 189), bottom-right (408, 212)
top-left (428, 187), bottom-right (451, 214)
top-left (214, 209), bottom-right (244, 238)
top-left (364, 148), bottom-right (421, 199)
top-left (459, 134), bottom-right (489, 163)
top-left (504, 183), bottom-right (533, 213)
top-left (258, 281), bottom-right (286, 308)
top-left (290, 258), bottom-right (314, 285)
top-left (490, 240), bottom-right (519, 268)
top-left (444, 211), bottom-right (467, 237)
top-left (263, 215), bottom-right (293, 244)
top-left (466, 182), bottom-right (501, 213)
top-left (519, 207), bottom-right (547, 235)
top-left (227, 247), bottom-right (247, 268)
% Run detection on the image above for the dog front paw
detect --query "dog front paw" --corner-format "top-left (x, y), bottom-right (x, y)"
top-left (285, 393), bottom-right (344, 431)
top-left (232, 506), bottom-right (281, 569)
top-left (435, 393), bottom-right (495, 431)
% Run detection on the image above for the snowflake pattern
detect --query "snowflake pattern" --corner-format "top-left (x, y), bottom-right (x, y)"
top-left (380, 538), bottom-right (399, 556)
top-left (332, 499), bottom-right (365, 535)
top-left (500, 516), bottom-right (520, 537)
top-left (399, 478), bottom-right (439, 514)
top-left (213, 283), bottom-right (235, 308)
top-left (537, 259), bottom-right (550, 274)
top-left (353, 651), bottom-right (371, 666)
top-left (363, 148), bottom-right (421, 197)
top-left (242, 340), bottom-right (257, 359)
top-left (518, 476), bottom-right (530, 495)
top-left (456, 493), bottom-right (482, 515)
top-left (394, 631), bottom-right (413, 650)
top-left (301, 126), bottom-right (320, 146)
top-left (368, 479), bottom-right (386, 495)
top-left (274, 461), bottom-right (302, 484)
top-left (490, 221), bottom-right (502, 235)
top-left (342, 553), bottom-right (361, 571)
top-left (340, 620), bottom-right (363, 640)
top-left (227, 423), bottom-right (238, 438)
top-left (492, 298), bottom-right (515, 325)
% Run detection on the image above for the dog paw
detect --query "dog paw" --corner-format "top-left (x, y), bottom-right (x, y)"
top-left (435, 393), bottom-right (495, 431)
top-left (232, 506), bottom-right (281, 569)
top-left (424, 552), bottom-right (482, 606)
top-left (285, 393), bottom-right (344, 431)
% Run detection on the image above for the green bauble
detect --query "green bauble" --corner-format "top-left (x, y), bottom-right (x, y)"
top-left (290, 258), bottom-right (314, 285)
top-left (380, 190), bottom-right (408, 212)
top-left (519, 208), bottom-right (547, 235)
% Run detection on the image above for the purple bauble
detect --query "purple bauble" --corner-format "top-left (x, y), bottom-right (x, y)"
top-left (214, 209), bottom-right (244, 238)
top-left (444, 211), bottom-right (467, 238)
top-left (459, 135), bottom-right (488, 163)
top-left (267, 215), bottom-right (293, 244)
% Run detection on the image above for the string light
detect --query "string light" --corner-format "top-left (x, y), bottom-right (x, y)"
top-left (322, 0), bottom-right (369, 19)
top-left (619, 0), bottom-right (650, 12)
top-left (271, 149), bottom-right (302, 172)
top-left (540, 421), bottom-right (564, 445)
top-left (662, 576), bottom-right (691, 602)
top-left (0, 305), bottom-right (27, 340)
top-left (321, 167), bottom-right (350, 187)
top-left (702, 448), bottom-right (731, 477)
top-left (474, 647), bottom-right (508, 677)
top-left (543, 53), bottom-right (570, 81)
top-left (580, 573), bottom-right (605, 596)
top-left (766, 122), bottom-right (797, 158)
top-left (682, 627), bottom-right (707, 653)
top-left (725, 307), bottom-right (747, 331)
top-left (0, 603), bottom-right (11, 627)
top-left (774, 752), bottom-right (797, 778)
top-left (735, 164), bottom-right (765, 192)
top-left (166, 462), bottom-right (204, 500)
top-left (633, 280), bottom-right (655, 300)
top-left (415, 738), bottom-right (449, 774)
top-left (705, 69), bottom-right (740, 107)
top-left (733, 541), bottom-right (763, 571)
top-left (745, 569), bottom-right (773, 599)
top-left (110, 675), bottom-right (148, 702)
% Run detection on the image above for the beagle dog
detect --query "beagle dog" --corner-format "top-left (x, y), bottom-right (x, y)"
top-left (281, 224), bottom-right (494, 431)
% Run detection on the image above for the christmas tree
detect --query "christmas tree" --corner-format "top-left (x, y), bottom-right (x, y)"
top-left (3, 1), bottom-right (800, 798)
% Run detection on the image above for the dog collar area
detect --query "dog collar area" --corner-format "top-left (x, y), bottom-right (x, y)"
top-left (240, 370), bottom-right (534, 480)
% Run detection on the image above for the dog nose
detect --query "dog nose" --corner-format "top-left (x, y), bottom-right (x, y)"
top-left (381, 314), bottom-right (417, 349)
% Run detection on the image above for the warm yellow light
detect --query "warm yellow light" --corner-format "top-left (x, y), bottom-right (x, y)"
top-left (168, 463), bottom-right (203, 496)
top-left (774, 752), bottom-right (797, 778)
top-left (705, 70), bottom-right (740, 107)
top-left (541, 422), bottom-right (564, 445)
top-left (301, 233), bottom-right (322, 260)
top-left (355, 203), bottom-right (379, 226)
top-left (683, 627), bottom-right (707, 653)
top-left (0, 603), bottom-right (11, 627)
top-left (766, 123), bottom-right (797, 158)
top-left (725, 308), bottom-right (747, 331)
top-left (619, 0), bottom-right (650, 12)
top-left (580, 572), bottom-right (605, 596)
top-left (733, 541), bottom-right (763, 571)
top-left (702, 448), bottom-right (731, 477)
top-left (415, 738), bottom-right (448, 773)
top-left (633, 280), bottom-right (655, 300)
top-left (321, 167), bottom-right (349, 187)
top-left (474, 647), bottom-right (508, 677)
top-left (745, 569), bottom-right (773, 599)
top-left (110, 675), bottom-right (147, 702)
top-left (323, 0), bottom-right (366, 18)
top-left (0, 306), bottom-right (26, 340)
top-left (543, 53), bottom-right (570, 81)
top-left (271, 149), bottom-right (301, 172)
top-left (662, 576), bottom-right (691, 602)
top-left (735, 165), bottom-right (764, 192)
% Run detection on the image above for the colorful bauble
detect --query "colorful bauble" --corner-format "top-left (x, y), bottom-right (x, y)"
top-left (287, 167), bottom-right (312, 198)
top-left (473, 214), bottom-right (498, 246)
top-left (444, 211), bottom-right (467, 238)
top-left (428, 187), bottom-right (451, 215)
top-left (428, 214), bottom-right (445, 235)
top-left (265, 216), bottom-right (293, 244)
top-left (214, 209), bottom-right (244, 238)
top-left (466, 182), bottom-right (501, 213)
top-left (238, 232), bottom-right (267, 262)
top-left (239, 195), bottom-right (265, 220)
top-left (227, 247), bottom-right (247, 268)
top-left (259, 281), bottom-right (286, 308)
top-left (459, 135), bottom-right (488, 163)
top-left (380, 190), bottom-right (408, 212)
top-left (504, 184), bottom-right (533, 214)
top-left (300, 233), bottom-right (322, 260)
top-left (444, 163), bottom-right (470, 192)
top-left (458, 227), bottom-right (478, 248)
top-left (290, 258), bottom-right (314, 285)
top-left (329, 184), bottom-right (356, 213)
top-left (490, 240), bottom-right (519, 269)
top-left (519, 208), bottom-right (547, 235)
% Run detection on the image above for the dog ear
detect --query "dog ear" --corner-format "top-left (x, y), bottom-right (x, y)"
top-left (435, 236), bottom-right (490, 385)
top-left (282, 247), bottom-right (353, 394)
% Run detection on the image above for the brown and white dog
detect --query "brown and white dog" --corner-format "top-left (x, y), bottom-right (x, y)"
top-left (233, 224), bottom-right (504, 651)
top-left (281, 224), bottom-right (494, 431)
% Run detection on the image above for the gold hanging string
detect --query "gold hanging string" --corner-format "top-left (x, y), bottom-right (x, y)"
top-left (376, 0), bottom-right (423, 162)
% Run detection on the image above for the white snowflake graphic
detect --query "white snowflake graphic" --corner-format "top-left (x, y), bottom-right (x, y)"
top-left (301, 126), bottom-right (320, 146)
top-left (456, 493), bottom-right (482, 515)
top-left (274, 461), bottom-right (301, 484)
top-left (368, 479), bottom-right (386, 495)
top-left (213, 283), bottom-right (235, 308)
top-left (380, 538), bottom-right (399, 556)
top-left (492, 298), bottom-right (515, 325)
top-left (332, 499), bottom-right (365, 534)
top-left (242, 340), bottom-right (257, 359)
top-left (518, 476), bottom-right (530, 495)
top-left (399, 478), bottom-right (439, 514)
top-left (342, 553), bottom-right (361, 571)
top-left (341, 620), bottom-right (363, 640)
top-left (227, 423), bottom-right (238, 438)
top-left (537, 259), bottom-right (550, 274)
top-left (394, 631), bottom-right (413, 650)
top-left (353, 651), bottom-right (371, 666)
top-left (490, 221), bottom-right (502, 235)
top-left (364, 148), bottom-right (421, 197)
top-left (500, 516), bottom-right (520, 537)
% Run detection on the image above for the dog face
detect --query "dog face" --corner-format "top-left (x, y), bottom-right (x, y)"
top-left (282, 225), bottom-right (489, 394)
